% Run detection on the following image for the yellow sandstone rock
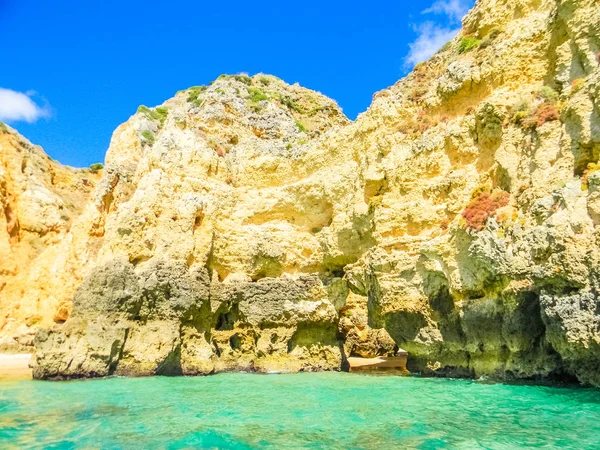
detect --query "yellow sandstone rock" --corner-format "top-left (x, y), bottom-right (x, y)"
top-left (4, 0), bottom-right (600, 384)
top-left (0, 125), bottom-right (100, 350)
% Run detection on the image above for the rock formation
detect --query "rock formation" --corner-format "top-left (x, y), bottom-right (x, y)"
top-left (3, 0), bottom-right (600, 384)
top-left (0, 125), bottom-right (100, 350)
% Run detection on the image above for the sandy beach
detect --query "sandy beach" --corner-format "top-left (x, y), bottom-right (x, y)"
top-left (0, 354), bottom-right (32, 379)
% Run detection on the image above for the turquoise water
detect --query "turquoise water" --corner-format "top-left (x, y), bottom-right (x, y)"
top-left (1, 373), bottom-right (599, 449)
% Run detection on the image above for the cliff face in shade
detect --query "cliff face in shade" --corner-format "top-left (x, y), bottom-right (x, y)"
top-left (5, 0), bottom-right (600, 384)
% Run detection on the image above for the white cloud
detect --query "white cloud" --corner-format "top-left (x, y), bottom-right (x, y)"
top-left (405, 22), bottom-right (460, 66)
top-left (404, 0), bottom-right (474, 68)
top-left (0, 88), bottom-right (50, 123)
top-left (423, 0), bottom-right (473, 23)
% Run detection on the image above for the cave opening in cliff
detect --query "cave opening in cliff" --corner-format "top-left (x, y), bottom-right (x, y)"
top-left (215, 304), bottom-right (239, 331)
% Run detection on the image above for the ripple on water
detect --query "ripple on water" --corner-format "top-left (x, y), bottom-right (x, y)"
top-left (1, 373), bottom-right (599, 449)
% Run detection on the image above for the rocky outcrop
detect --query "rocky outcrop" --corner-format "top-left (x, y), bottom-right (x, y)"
top-left (338, 0), bottom-right (600, 383)
top-left (33, 258), bottom-right (343, 379)
top-left (29, 74), bottom-right (357, 378)
top-left (5, 0), bottom-right (600, 384)
top-left (0, 125), bottom-right (100, 351)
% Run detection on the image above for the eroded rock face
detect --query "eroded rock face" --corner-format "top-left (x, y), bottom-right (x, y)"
top-left (0, 125), bottom-right (100, 351)
top-left (14, 0), bottom-right (600, 384)
top-left (32, 258), bottom-right (342, 379)
top-left (540, 291), bottom-right (600, 386)
top-left (339, 0), bottom-right (600, 383)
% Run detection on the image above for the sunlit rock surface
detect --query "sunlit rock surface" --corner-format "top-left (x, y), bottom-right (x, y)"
top-left (3, 0), bottom-right (600, 384)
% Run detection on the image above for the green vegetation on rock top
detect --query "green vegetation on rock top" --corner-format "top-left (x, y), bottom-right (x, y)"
top-left (186, 86), bottom-right (207, 107)
top-left (277, 93), bottom-right (305, 114)
top-left (137, 105), bottom-right (169, 126)
top-left (219, 74), bottom-right (252, 85)
top-left (247, 87), bottom-right (269, 103)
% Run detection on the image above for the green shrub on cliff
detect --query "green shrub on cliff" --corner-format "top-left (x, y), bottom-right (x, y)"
top-left (538, 86), bottom-right (559, 103)
top-left (219, 74), bottom-right (252, 85)
top-left (137, 105), bottom-right (169, 126)
top-left (186, 86), bottom-right (207, 107)
top-left (155, 107), bottom-right (169, 125)
top-left (277, 94), bottom-right (304, 113)
top-left (247, 87), bottom-right (268, 103)
top-left (458, 36), bottom-right (481, 54)
top-left (296, 121), bottom-right (307, 133)
top-left (519, 103), bottom-right (559, 129)
top-left (137, 105), bottom-right (151, 116)
top-left (141, 130), bottom-right (155, 145)
top-left (89, 163), bottom-right (104, 172)
top-left (510, 97), bottom-right (560, 130)
top-left (233, 74), bottom-right (252, 85)
top-left (510, 102), bottom-right (530, 125)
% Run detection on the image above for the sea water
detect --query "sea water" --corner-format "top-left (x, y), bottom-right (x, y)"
top-left (1, 372), bottom-right (599, 449)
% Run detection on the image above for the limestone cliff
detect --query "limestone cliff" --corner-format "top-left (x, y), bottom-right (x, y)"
top-left (32, 74), bottom-right (364, 377)
top-left (0, 124), bottom-right (100, 349)
top-left (5, 0), bottom-right (600, 384)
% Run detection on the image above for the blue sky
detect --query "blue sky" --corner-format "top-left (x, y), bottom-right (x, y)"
top-left (0, 0), bottom-right (473, 167)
